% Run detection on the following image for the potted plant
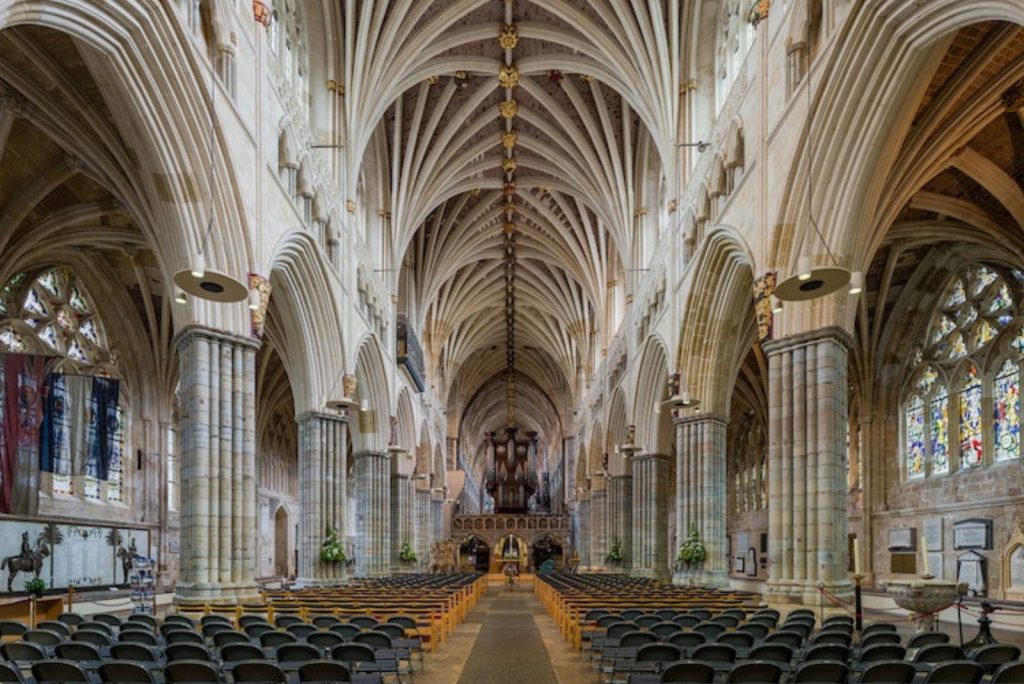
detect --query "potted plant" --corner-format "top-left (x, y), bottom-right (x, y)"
top-left (24, 577), bottom-right (45, 598)
top-left (677, 525), bottom-right (707, 585)
top-left (320, 527), bottom-right (347, 564)
top-left (605, 538), bottom-right (624, 569)
top-left (399, 541), bottom-right (417, 565)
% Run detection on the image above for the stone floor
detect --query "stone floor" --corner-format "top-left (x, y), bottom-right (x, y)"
top-left (419, 580), bottom-right (590, 684)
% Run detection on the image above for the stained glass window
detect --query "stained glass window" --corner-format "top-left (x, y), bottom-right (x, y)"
top-left (0, 268), bottom-right (123, 502)
top-left (0, 327), bottom-right (25, 352)
top-left (931, 389), bottom-right (949, 475)
top-left (959, 368), bottom-right (984, 468)
top-left (906, 396), bottom-right (926, 479)
top-left (995, 359), bottom-right (1020, 462)
top-left (107, 404), bottom-right (125, 503)
top-left (930, 266), bottom-right (1011, 362)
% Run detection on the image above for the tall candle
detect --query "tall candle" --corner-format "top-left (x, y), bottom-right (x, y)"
top-left (854, 540), bottom-right (862, 575)
top-left (921, 536), bottom-right (930, 576)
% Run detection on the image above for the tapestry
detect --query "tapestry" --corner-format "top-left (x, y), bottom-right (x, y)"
top-left (0, 354), bottom-right (47, 514)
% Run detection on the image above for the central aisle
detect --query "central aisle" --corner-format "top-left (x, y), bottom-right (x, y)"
top-left (456, 587), bottom-right (559, 683)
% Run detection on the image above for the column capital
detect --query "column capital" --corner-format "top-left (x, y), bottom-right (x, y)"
top-left (762, 325), bottom-right (853, 356)
top-left (633, 451), bottom-right (671, 463)
top-left (352, 450), bottom-right (390, 460)
top-left (173, 324), bottom-right (261, 352)
top-left (296, 410), bottom-right (351, 425)
top-left (392, 472), bottom-right (411, 481)
top-left (673, 413), bottom-right (727, 427)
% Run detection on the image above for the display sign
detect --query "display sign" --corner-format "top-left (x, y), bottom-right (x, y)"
top-left (0, 518), bottom-right (151, 594)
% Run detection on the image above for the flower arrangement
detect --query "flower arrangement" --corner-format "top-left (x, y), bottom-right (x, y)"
top-left (320, 527), bottom-right (346, 563)
top-left (24, 577), bottom-right (45, 597)
top-left (677, 525), bottom-right (707, 566)
top-left (606, 537), bottom-right (624, 564)
top-left (399, 540), bottom-right (417, 564)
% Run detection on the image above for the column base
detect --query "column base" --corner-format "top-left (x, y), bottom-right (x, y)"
top-left (766, 578), bottom-right (854, 605)
top-left (292, 576), bottom-right (347, 589)
top-left (174, 582), bottom-right (260, 603)
top-left (700, 570), bottom-right (730, 588)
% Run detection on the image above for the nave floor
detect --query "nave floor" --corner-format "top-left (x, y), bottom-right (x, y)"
top-left (419, 581), bottom-right (589, 684)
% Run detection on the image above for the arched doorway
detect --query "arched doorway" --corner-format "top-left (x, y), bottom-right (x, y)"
top-left (274, 507), bottom-right (289, 577)
top-left (459, 536), bottom-right (490, 573)
top-left (532, 535), bottom-right (563, 572)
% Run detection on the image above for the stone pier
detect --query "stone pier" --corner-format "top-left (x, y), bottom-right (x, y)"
top-left (765, 328), bottom-right (852, 603)
top-left (631, 453), bottom-right (671, 580)
top-left (607, 474), bottom-right (632, 570)
top-left (675, 415), bottom-right (728, 587)
top-left (353, 450), bottom-right (391, 577)
top-left (175, 327), bottom-right (258, 600)
top-left (296, 411), bottom-right (348, 585)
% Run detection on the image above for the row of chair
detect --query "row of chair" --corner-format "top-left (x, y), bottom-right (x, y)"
top-left (0, 657), bottom-right (381, 683)
top-left (627, 658), bottom-right (1024, 683)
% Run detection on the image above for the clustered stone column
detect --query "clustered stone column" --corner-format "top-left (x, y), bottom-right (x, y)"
top-left (414, 486), bottom-right (431, 565)
top-left (352, 450), bottom-right (391, 577)
top-left (430, 488), bottom-right (445, 544)
top-left (296, 411), bottom-right (348, 585)
top-left (390, 472), bottom-right (413, 571)
top-left (576, 497), bottom-right (590, 568)
top-left (676, 414), bottom-right (728, 586)
top-left (607, 473), bottom-right (633, 569)
top-left (176, 327), bottom-right (258, 600)
top-left (631, 453), bottom-right (671, 580)
top-left (589, 477), bottom-right (607, 567)
top-left (765, 328), bottom-right (851, 603)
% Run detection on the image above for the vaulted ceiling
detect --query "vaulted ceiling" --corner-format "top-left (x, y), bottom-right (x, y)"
top-left (343, 1), bottom-right (683, 474)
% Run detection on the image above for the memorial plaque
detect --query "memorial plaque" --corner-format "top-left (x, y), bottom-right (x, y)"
top-left (888, 528), bottom-right (916, 551)
top-left (746, 548), bottom-right (757, 577)
top-left (953, 519), bottom-right (992, 550)
top-left (735, 556), bottom-right (745, 573)
top-left (1010, 547), bottom-right (1024, 589)
top-left (957, 550), bottom-right (987, 596)
top-left (891, 553), bottom-right (917, 574)
top-left (927, 552), bottom-right (944, 580)
top-left (924, 518), bottom-right (943, 551)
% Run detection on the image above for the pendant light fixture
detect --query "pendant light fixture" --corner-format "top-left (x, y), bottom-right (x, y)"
top-left (775, 58), bottom-right (857, 302)
top-left (173, 49), bottom-right (247, 303)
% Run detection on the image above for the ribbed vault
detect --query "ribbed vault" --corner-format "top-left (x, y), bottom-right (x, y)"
top-left (342, 1), bottom-right (682, 480)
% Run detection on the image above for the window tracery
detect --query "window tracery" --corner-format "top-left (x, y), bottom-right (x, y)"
top-left (0, 267), bottom-right (126, 504)
top-left (901, 265), bottom-right (1021, 479)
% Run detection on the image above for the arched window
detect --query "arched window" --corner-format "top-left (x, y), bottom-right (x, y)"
top-left (716, 0), bottom-right (755, 112)
top-left (901, 265), bottom-right (1019, 480)
top-left (994, 358), bottom-right (1020, 462)
top-left (958, 366), bottom-right (983, 468)
top-left (0, 267), bottom-right (126, 504)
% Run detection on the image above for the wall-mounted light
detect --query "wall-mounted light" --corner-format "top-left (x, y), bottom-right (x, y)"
top-left (174, 288), bottom-right (188, 305)
top-left (360, 398), bottom-right (369, 412)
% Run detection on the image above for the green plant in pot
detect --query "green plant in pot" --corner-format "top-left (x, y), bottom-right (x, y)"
top-left (320, 527), bottom-right (346, 563)
top-left (605, 537), bottom-right (624, 567)
top-left (399, 541), bottom-right (417, 564)
top-left (677, 525), bottom-right (707, 584)
top-left (24, 577), bottom-right (45, 597)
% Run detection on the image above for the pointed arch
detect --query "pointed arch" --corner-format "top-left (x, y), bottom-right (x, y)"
top-left (678, 226), bottom-right (756, 417)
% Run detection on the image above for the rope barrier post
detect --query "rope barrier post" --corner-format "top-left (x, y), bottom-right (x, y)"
top-left (853, 573), bottom-right (863, 633)
top-left (818, 582), bottom-right (825, 625)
